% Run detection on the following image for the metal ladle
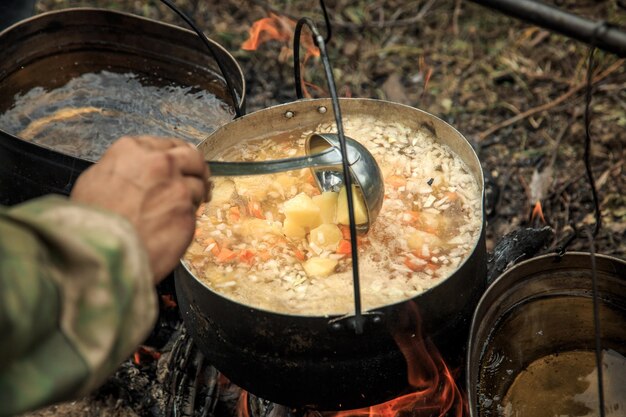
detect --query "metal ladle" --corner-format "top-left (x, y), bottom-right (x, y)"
top-left (206, 133), bottom-right (384, 232)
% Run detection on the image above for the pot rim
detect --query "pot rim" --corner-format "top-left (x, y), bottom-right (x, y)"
top-left (180, 97), bottom-right (486, 319)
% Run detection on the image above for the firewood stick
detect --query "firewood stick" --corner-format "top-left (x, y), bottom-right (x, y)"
top-left (487, 226), bottom-right (554, 284)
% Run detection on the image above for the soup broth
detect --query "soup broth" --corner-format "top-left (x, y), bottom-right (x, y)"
top-left (186, 115), bottom-right (482, 315)
top-left (0, 71), bottom-right (234, 161)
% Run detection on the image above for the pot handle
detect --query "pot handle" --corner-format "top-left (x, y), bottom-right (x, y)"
top-left (159, 0), bottom-right (243, 118)
top-left (292, 5), bottom-right (368, 335)
top-left (293, 0), bottom-right (332, 101)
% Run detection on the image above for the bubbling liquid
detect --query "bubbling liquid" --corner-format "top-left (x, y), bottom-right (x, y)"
top-left (0, 71), bottom-right (234, 161)
top-left (185, 115), bottom-right (482, 315)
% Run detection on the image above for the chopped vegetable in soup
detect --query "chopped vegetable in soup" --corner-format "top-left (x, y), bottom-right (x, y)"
top-left (184, 115), bottom-right (482, 315)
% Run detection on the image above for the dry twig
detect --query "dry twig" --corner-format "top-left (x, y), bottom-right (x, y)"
top-left (478, 58), bottom-right (625, 141)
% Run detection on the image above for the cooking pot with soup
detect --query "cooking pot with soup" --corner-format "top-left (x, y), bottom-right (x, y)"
top-left (0, 8), bottom-right (244, 205)
top-left (175, 98), bottom-right (487, 409)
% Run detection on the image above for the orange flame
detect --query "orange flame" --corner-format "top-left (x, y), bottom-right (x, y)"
top-left (237, 391), bottom-right (249, 417)
top-left (236, 302), bottom-right (465, 417)
top-left (241, 13), bottom-right (322, 97)
top-left (324, 303), bottom-right (465, 417)
top-left (241, 13), bottom-right (292, 51)
top-left (530, 200), bottom-right (546, 224)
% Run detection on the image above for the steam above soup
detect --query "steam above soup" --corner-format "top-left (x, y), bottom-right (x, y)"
top-left (185, 115), bottom-right (482, 315)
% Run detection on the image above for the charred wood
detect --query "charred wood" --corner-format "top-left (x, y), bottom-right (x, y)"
top-left (487, 226), bottom-right (554, 284)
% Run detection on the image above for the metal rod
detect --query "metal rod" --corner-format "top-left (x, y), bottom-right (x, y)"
top-left (587, 230), bottom-right (606, 417)
top-left (294, 17), bottom-right (365, 334)
top-left (468, 0), bottom-right (626, 57)
top-left (159, 0), bottom-right (243, 117)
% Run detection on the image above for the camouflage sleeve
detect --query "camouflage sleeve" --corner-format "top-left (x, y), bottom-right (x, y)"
top-left (0, 195), bottom-right (157, 416)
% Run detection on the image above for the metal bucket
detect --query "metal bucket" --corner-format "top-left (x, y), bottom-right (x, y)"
top-left (0, 8), bottom-right (245, 205)
top-left (466, 252), bottom-right (626, 417)
top-left (175, 98), bottom-right (487, 409)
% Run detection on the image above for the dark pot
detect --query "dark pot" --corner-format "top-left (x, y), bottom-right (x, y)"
top-left (0, 8), bottom-right (245, 205)
top-left (175, 98), bottom-right (487, 410)
top-left (466, 252), bottom-right (626, 417)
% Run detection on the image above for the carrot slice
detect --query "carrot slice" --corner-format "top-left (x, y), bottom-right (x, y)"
top-left (257, 250), bottom-right (272, 261)
top-left (248, 201), bottom-right (265, 219)
top-left (238, 249), bottom-right (255, 265)
top-left (229, 206), bottom-right (241, 222)
top-left (294, 250), bottom-right (306, 261)
top-left (404, 257), bottom-right (426, 272)
top-left (203, 238), bottom-right (221, 256)
top-left (216, 248), bottom-right (237, 263)
top-left (426, 262), bottom-right (440, 272)
top-left (386, 175), bottom-right (407, 188)
top-left (336, 239), bottom-right (352, 255)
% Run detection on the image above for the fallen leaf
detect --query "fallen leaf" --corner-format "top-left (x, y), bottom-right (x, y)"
top-left (382, 73), bottom-right (410, 104)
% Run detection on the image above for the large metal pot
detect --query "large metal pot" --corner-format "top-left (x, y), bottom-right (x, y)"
top-left (175, 98), bottom-right (487, 410)
top-left (466, 252), bottom-right (626, 417)
top-left (0, 8), bottom-right (245, 205)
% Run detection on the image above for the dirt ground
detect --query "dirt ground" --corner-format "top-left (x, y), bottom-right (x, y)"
top-left (18, 0), bottom-right (626, 416)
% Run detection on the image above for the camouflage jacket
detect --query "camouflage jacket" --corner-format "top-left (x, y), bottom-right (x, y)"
top-left (0, 196), bottom-right (157, 416)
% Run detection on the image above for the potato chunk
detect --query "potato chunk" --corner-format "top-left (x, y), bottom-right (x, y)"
top-left (303, 257), bottom-right (338, 278)
top-left (308, 224), bottom-right (343, 250)
top-left (406, 229), bottom-right (443, 251)
top-left (312, 191), bottom-right (338, 224)
top-left (235, 176), bottom-right (270, 201)
top-left (336, 185), bottom-right (368, 225)
top-left (210, 179), bottom-right (236, 207)
top-left (418, 211), bottom-right (447, 234)
top-left (236, 218), bottom-right (282, 239)
top-left (283, 193), bottom-right (321, 228)
top-left (283, 218), bottom-right (306, 239)
top-left (272, 174), bottom-right (299, 197)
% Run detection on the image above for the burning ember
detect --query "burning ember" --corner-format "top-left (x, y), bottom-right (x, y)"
top-left (530, 200), bottom-right (546, 225)
top-left (242, 13), bottom-right (321, 97)
top-left (132, 345), bottom-right (161, 365)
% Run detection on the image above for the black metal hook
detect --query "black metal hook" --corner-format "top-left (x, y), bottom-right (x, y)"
top-left (556, 20), bottom-right (605, 258)
top-left (293, 16), bottom-right (365, 335)
top-left (319, 0), bottom-right (332, 45)
top-left (159, 0), bottom-right (243, 118)
top-left (293, 0), bottom-right (332, 100)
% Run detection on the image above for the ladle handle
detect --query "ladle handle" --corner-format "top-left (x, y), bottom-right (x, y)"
top-left (207, 147), bottom-right (341, 177)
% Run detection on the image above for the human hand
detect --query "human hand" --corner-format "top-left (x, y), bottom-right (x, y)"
top-left (70, 135), bottom-right (211, 282)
